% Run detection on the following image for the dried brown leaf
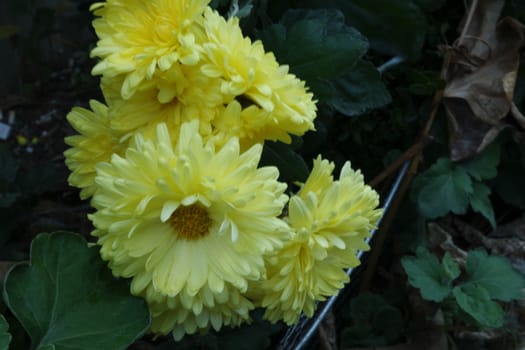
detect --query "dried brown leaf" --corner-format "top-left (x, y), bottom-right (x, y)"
top-left (442, 0), bottom-right (525, 160)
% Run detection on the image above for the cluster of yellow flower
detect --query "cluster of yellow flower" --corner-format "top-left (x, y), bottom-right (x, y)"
top-left (64, 0), bottom-right (382, 341)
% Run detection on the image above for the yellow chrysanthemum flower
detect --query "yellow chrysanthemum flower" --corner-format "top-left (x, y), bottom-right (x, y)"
top-left (90, 0), bottom-right (209, 99)
top-left (201, 8), bottom-right (317, 145)
top-left (89, 120), bottom-right (290, 339)
top-left (64, 100), bottom-right (125, 199)
top-left (255, 156), bottom-right (383, 325)
top-left (100, 64), bottom-right (222, 139)
top-left (91, 3), bottom-right (316, 149)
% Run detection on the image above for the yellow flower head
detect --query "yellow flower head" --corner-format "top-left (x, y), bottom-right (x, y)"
top-left (90, 0), bottom-right (209, 99)
top-left (201, 8), bottom-right (317, 146)
top-left (256, 156), bottom-right (383, 325)
top-left (64, 100), bottom-right (125, 199)
top-left (101, 64), bottom-right (222, 139)
top-left (89, 120), bottom-right (290, 338)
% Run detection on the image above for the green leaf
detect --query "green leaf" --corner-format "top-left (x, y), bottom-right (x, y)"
top-left (463, 250), bottom-right (525, 301)
top-left (469, 182), bottom-right (496, 228)
top-left (0, 314), bottom-right (12, 350)
top-left (442, 252), bottom-right (460, 281)
top-left (3, 232), bottom-right (150, 350)
top-left (260, 141), bottom-right (309, 183)
top-left (401, 247), bottom-right (454, 302)
top-left (299, 0), bottom-right (427, 58)
top-left (452, 284), bottom-right (504, 328)
top-left (258, 9), bottom-right (368, 97)
top-left (461, 142), bottom-right (501, 181)
top-left (327, 60), bottom-right (392, 117)
top-left (412, 158), bottom-right (473, 219)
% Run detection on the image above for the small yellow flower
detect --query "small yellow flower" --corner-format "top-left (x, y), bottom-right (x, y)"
top-left (255, 156), bottom-right (383, 325)
top-left (64, 100), bottom-right (124, 199)
top-left (90, 0), bottom-right (209, 99)
top-left (89, 120), bottom-right (290, 338)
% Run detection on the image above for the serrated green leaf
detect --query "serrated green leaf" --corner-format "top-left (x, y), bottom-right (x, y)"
top-left (299, 0), bottom-right (426, 58)
top-left (0, 314), bottom-right (12, 350)
top-left (469, 182), bottom-right (496, 228)
top-left (3, 232), bottom-right (150, 350)
top-left (463, 250), bottom-right (525, 301)
top-left (401, 247), bottom-right (453, 302)
top-left (258, 9), bottom-right (368, 98)
top-left (412, 158), bottom-right (473, 219)
top-left (452, 284), bottom-right (504, 328)
top-left (327, 60), bottom-right (391, 117)
top-left (260, 141), bottom-right (309, 183)
top-left (442, 252), bottom-right (460, 280)
top-left (461, 142), bottom-right (501, 181)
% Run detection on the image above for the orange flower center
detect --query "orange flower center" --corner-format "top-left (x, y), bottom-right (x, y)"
top-left (169, 204), bottom-right (211, 240)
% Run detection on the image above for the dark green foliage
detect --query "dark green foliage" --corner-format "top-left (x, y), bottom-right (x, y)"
top-left (0, 315), bottom-right (11, 350)
top-left (260, 141), bottom-right (309, 183)
top-left (3, 232), bottom-right (150, 350)
top-left (411, 142), bottom-right (501, 227)
top-left (402, 248), bottom-right (525, 328)
top-left (0, 145), bottom-right (66, 245)
top-left (340, 293), bottom-right (404, 347)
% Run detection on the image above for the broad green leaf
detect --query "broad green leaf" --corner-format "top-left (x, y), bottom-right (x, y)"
top-left (258, 9), bottom-right (368, 97)
top-left (299, 0), bottom-right (427, 58)
top-left (260, 141), bottom-right (309, 183)
top-left (3, 232), bottom-right (150, 350)
top-left (401, 247), bottom-right (453, 302)
top-left (463, 250), bottom-right (525, 301)
top-left (327, 60), bottom-right (392, 117)
top-left (442, 252), bottom-right (460, 281)
top-left (452, 284), bottom-right (504, 328)
top-left (469, 182), bottom-right (496, 228)
top-left (0, 314), bottom-right (12, 350)
top-left (412, 158), bottom-right (473, 219)
top-left (461, 142), bottom-right (501, 181)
